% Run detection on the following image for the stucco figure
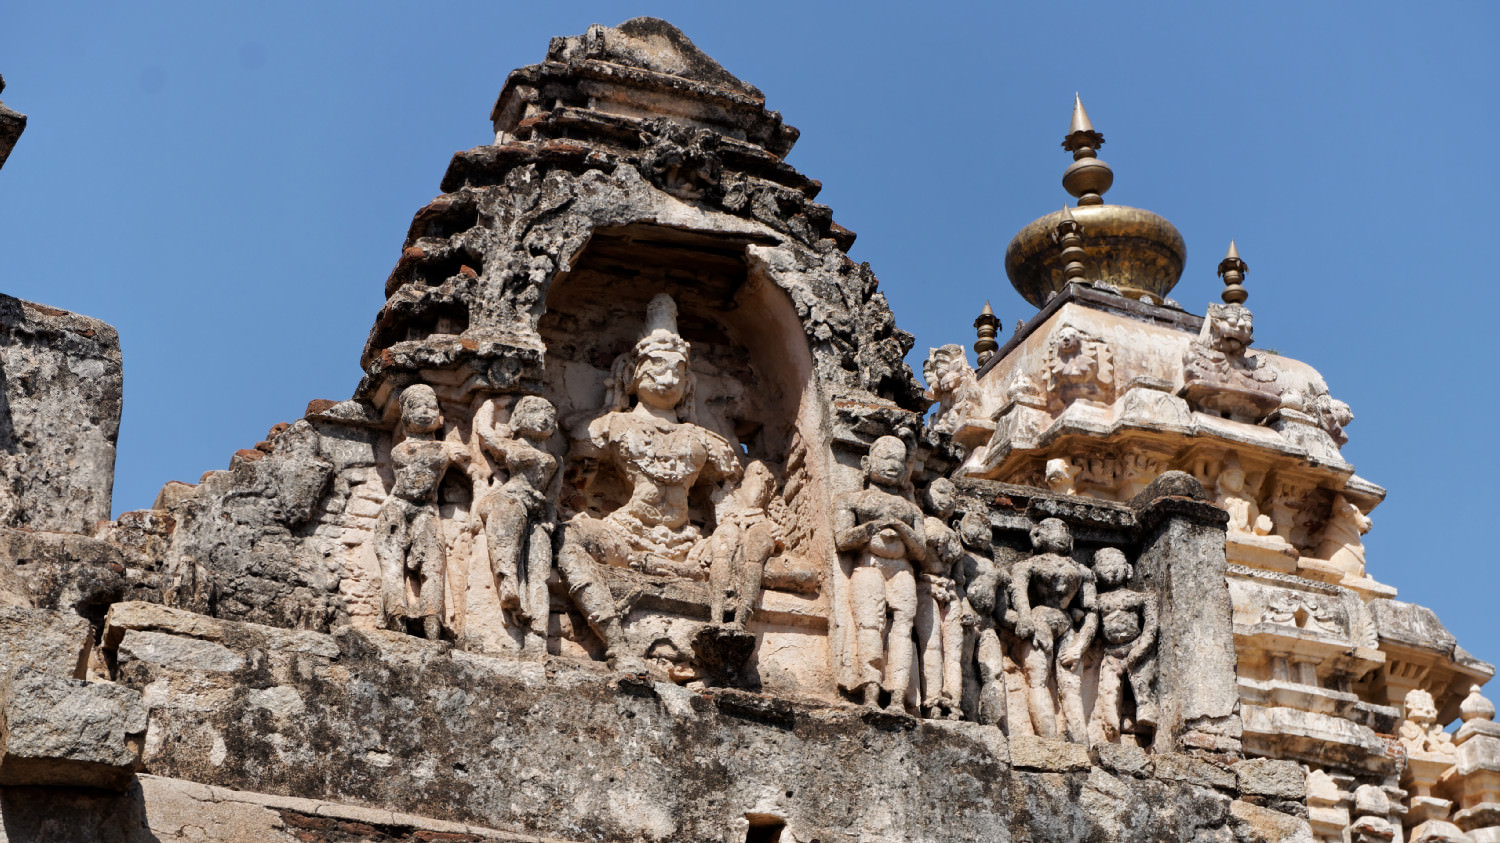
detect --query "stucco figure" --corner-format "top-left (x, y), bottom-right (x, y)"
top-left (1087, 547), bottom-right (1157, 745)
top-left (1009, 518), bottom-right (1097, 741)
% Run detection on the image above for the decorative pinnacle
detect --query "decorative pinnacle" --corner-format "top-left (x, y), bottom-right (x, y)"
top-left (1052, 205), bottom-right (1088, 286)
top-left (973, 301), bottom-right (1000, 365)
top-left (1061, 94), bottom-right (1112, 206)
top-left (1218, 240), bottom-right (1249, 304)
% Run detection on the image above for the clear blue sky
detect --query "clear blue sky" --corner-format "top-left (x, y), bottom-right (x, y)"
top-left (3, 3), bottom-right (1496, 676)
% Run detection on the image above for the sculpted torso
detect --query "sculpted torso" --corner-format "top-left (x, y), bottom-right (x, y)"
top-left (842, 487), bottom-right (923, 559)
top-left (592, 412), bottom-right (735, 541)
top-left (1025, 553), bottom-right (1084, 632)
top-left (391, 439), bottom-right (452, 503)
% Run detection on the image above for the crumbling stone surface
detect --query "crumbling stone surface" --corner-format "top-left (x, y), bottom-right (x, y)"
top-left (0, 527), bottom-right (132, 620)
top-left (0, 74), bottom-right (25, 171)
top-left (101, 601), bottom-right (1300, 842)
top-left (0, 294), bottom-right (122, 533)
top-left (0, 667), bottom-right (146, 789)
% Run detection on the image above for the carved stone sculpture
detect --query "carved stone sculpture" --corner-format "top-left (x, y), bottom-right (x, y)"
top-left (474, 394), bottom-right (560, 652)
top-left (1009, 518), bottom-right (1096, 742)
top-left (1045, 458), bottom-right (1081, 495)
top-left (1215, 457), bottom-right (1274, 537)
top-left (834, 435), bottom-right (926, 712)
top-left (1181, 302), bottom-right (1281, 421)
top-left (1044, 322), bottom-right (1113, 404)
top-left (1401, 688), bottom-right (1457, 757)
top-left (1315, 494), bottom-right (1372, 577)
top-left (916, 478), bottom-right (966, 719)
top-left (375, 384), bottom-right (471, 640)
top-left (1088, 547), bottom-right (1157, 745)
top-left (556, 294), bottom-right (742, 671)
top-left (923, 345), bottom-right (983, 436)
top-left (704, 459), bottom-right (781, 631)
top-left (1349, 785), bottom-right (1398, 843)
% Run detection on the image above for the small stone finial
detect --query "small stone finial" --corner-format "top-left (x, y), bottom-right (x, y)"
top-left (1061, 94), bottom-right (1113, 207)
top-left (1461, 684), bottom-right (1496, 723)
top-left (1218, 241), bottom-right (1249, 304)
top-left (973, 301), bottom-right (1000, 365)
top-left (1052, 205), bottom-right (1089, 287)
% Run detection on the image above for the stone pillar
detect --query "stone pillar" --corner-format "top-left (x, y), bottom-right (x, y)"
top-left (1132, 471), bottom-right (1242, 755)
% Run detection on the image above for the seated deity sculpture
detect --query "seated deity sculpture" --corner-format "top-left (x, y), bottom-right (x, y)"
top-left (375, 384), bottom-right (472, 640)
top-left (556, 294), bottom-right (742, 671)
top-left (474, 394), bottom-right (560, 653)
top-left (834, 435), bottom-right (926, 712)
top-left (1009, 518), bottom-right (1097, 742)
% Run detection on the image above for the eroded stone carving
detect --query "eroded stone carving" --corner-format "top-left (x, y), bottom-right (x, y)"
top-left (704, 459), bottom-right (781, 631)
top-left (923, 345), bottom-right (983, 436)
top-left (1089, 547), bottom-right (1157, 745)
top-left (1401, 688), bottom-right (1457, 757)
top-left (1009, 518), bottom-right (1096, 742)
top-left (1315, 494), bottom-right (1372, 578)
top-left (473, 394), bottom-right (560, 652)
top-left (375, 384), bottom-right (471, 640)
top-left (834, 435), bottom-right (926, 711)
top-left (1045, 322), bottom-right (1113, 405)
top-left (556, 294), bottom-right (742, 670)
top-left (1215, 457), bottom-right (1274, 538)
top-left (916, 479), bottom-right (969, 719)
top-left (1181, 303), bottom-right (1281, 421)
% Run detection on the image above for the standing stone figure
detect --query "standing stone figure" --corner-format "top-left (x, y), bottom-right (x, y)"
top-left (704, 459), bottom-right (781, 631)
top-left (375, 384), bottom-right (470, 640)
top-left (1087, 547), bottom-right (1158, 745)
top-left (916, 478), bottom-right (965, 718)
top-left (834, 436), bottom-right (926, 711)
top-left (557, 294), bottom-right (741, 671)
top-left (1009, 518), bottom-right (1097, 741)
top-left (474, 394), bottom-right (561, 652)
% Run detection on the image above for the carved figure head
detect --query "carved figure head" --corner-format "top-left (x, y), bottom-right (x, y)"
top-left (398, 384), bottom-right (442, 435)
top-left (1216, 457), bottom-right (1247, 495)
top-left (1030, 518), bottom-right (1073, 555)
top-left (1094, 547), bottom-right (1131, 588)
top-left (1054, 324), bottom-right (1085, 354)
top-left (1044, 458), bottom-right (1081, 493)
top-left (1404, 688), bottom-right (1438, 727)
top-left (737, 460), bottom-right (777, 511)
top-left (922, 344), bottom-right (974, 396)
top-left (511, 395), bottom-right (557, 440)
top-left (608, 293), bottom-right (697, 420)
top-left (863, 436), bottom-right (910, 490)
top-left (1203, 303), bottom-right (1254, 354)
top-left (925, 478), bottom-right (957, 519)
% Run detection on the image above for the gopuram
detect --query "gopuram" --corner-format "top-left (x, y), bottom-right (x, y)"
top-left (0, 18), bottom-right (1494, 843)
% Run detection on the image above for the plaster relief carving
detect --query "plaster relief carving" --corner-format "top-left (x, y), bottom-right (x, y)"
top-left (375, 384), bottom-right (473, 640)
top-left (1044, 458), bottom-right (1081, 495)
top-left (834, 435), bottom-right (926, 712)
top-left (1314, 494), bottom-right (1372, 578)
top-left (704, 460), bottom-right (781, 631)
top-left (1009, 518), bottom-right (1096, 742)
top-left (1045, 323), bottom-right (1113, 407)
top-left (1181, 303), bottom-right (1281, 422)
top-left (916, 479), bottom-right (975, 720)
top-left (923, 344), bottom-right (984, 436)
top-left (473, 395), bottom-right (560, 653)
top-left (555, 294), bottom-right (743, 671)
top-left (1089, 547), bottom-right (1158, 745)
top-left (1214, 457), bottom-right (1275, 538)
top-left (1400, 688), bottom-right (1457, 758)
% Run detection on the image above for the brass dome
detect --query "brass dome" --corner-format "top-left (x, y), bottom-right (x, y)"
top-left (1004, 204), bottom-right (1186, 308)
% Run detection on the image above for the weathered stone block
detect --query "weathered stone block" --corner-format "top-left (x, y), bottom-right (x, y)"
top-left (0, 295), bottom-right (122, 533)
top-left (0, 605), bottom-right (89, 678)
top-left (0, 668), bottom-right (146, 789)
top-left (1233, 757), bottom-right (1307, 800)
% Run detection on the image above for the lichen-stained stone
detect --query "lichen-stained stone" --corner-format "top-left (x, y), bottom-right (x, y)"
top-left (103, 604), bottom-right (1301, 842)
top-left (0, 668), bottom-right (146, 789)
top-left (0, 294), bottom-right (122, 534)
top-left (0, 605), bottom-right (90, 678)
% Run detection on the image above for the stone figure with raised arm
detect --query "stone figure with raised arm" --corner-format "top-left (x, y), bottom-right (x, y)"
top-left (474, 394), bottom-right (561, 652)
top-left (557, 294), bottom-right (741, 671)
top-left (375, 384), bottom-right (472, 640)
top-left (1008, 518), bottom-right (1097, 741)
top-left (834, 435), bottom-right (926, 712)
top-left (1087, 547), bottom-right (1158, 745)
top-left (916, 478), bottom-right (966, 719)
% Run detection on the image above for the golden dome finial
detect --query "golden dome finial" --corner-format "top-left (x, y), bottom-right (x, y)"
top-left (1061, 94), bottom-right (1112, 207)
top-left (1052, 205), bottom-right (1088, 287)
top-left (1218, 240), bottom-right (1248, 304)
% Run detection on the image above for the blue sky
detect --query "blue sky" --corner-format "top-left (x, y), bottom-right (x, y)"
top-left (2, 3), bottom-right (1497, 675)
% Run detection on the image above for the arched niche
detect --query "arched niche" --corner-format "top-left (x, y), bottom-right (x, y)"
top-left (538, 222), bottom-right (834, 599)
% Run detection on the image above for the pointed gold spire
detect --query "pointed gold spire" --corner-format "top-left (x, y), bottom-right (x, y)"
top-left (1052, 204), bottom-right (1088, 287)
top-left (974, 301), bottom-right (1000, 365)
top-left (1060, 95), bottom-right (1112, 206)
top-left (1068, 93), bottom-right (1094, 135)
top-left (1218, 240), bottom-right (1248, 304)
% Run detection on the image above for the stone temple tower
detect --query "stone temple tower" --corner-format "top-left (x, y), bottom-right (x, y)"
top-left (0, 18), bottom-right (1496, 843)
